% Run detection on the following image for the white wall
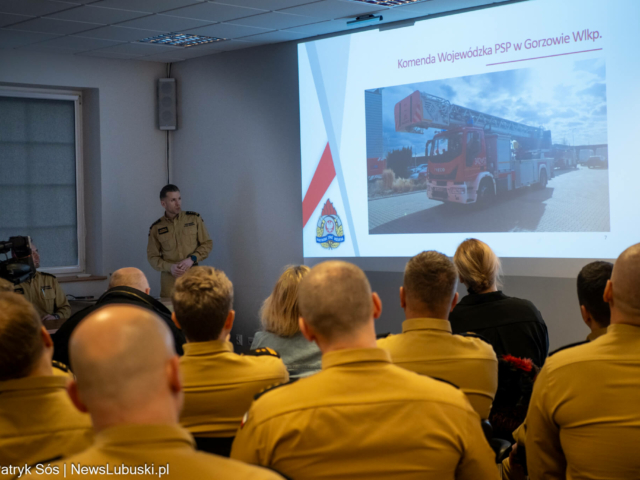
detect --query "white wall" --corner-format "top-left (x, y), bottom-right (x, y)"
top-left (0, 50), bottom-right (167, 295)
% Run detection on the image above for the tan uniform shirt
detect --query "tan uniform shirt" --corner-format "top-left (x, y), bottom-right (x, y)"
top-left (14, 272), bottom-right (71, 320)
top-left (20, 424), bottom-right (284, 480)
top-left (180, 340), bottom-right (288, 438)
top-left (147, 211), bottom-right (213, 297)
top-left (231, 348), bottom-right (499, 480)
top-left (502, 326), bottom-right (609, 480)
top-left (377, 318), bottom-right (498, 419)
top-left (526, 324), bottom-right (640, 480)
top-left (0, 375), bottom-right (92, 468)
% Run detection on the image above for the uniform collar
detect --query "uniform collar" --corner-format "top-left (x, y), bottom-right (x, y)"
top-left (183, 339), bottom-right (233, 357)
top-left (0, 374), bottom-right (68, 393)
top-left (587, 326), bottom-right (608, 342)
top-left (606, 323), bottom-right (640, 337)
top-left (321, 348), bottom-right (391, 370)
top-left (163, 211), bottom-right (182, 223)
top-left (402, 318), bottom-right (452, 334)
top-left (95, 424), bottom-right (194, 449)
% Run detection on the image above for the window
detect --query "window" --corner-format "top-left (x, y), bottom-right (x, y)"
top-left (0, 87), bottom-right (84, 274)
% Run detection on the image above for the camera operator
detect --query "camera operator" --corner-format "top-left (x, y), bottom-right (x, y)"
top-left (14, 244), bottom-right (71, 322)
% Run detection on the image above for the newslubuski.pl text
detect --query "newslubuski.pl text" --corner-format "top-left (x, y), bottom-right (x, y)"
top-left (2, 463), bottom-right (170, 478)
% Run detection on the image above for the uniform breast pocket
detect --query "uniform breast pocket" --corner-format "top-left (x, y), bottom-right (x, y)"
top-left (183, 226), bottom-right (198, 249)
top-left (160, 235), bottom-right (177, 253)
top-left (42, 288), bottom-right (56, 308)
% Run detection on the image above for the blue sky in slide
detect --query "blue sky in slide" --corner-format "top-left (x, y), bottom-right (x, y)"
top-left (380, 57), bottom-right (607, 157)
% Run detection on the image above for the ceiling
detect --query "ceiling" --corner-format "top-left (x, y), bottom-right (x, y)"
top-left (0, 0), bottom-right (503, 63)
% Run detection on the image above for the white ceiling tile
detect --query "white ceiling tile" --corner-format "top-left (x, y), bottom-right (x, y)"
top-left (47, 6), bottom-right (150, 25)
top-left (16, 44), bottom-right (80, 54)
top-left (232, 11), bottom-right (321, 29)
top-left (75, 25), bottom-right (164, 42)
top-left (91, 41), bottom-right (182, 56)
top-left (168, 2), bottom-right (267, 22)
top-left (89, 0), bottom-right (205, 14)
top-left (242, 29), bottom-right (306, 43)
top-left (0, 28), bottom-right (59, 48)
top-left (7, 17), bottom-right (99, 35)
top-left (37, 35), bottom-right (124, 51)
top-left (0, 13), bottom-right (32, 27)
top-left (284, 18), bottom-right (347, 35)
top-left (0, 0), bottom-right (77, 16)
top-left (213, 0), bottom-right (319, 10)
top-left (185, 22), bottom-right (272, 39)
top-left (117, 13), bottom-right (214, 31)
top-left (281, 0), bottom-right (387, 20)
top-left (76, 49), bottom-right (143, 59)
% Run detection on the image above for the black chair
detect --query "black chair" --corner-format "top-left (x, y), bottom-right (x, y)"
top-left (481, 419), bottom-right (512, 464)
top-left (193, 436), bottom-right (234, 457)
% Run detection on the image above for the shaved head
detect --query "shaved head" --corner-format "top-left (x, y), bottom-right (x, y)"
top-left (298, 261), bottom-right (373, 340)
top-left (610, 244), bottom-right (640, 316)
top-left (69, 305), bottom-right (180, 427)
top-left (109, 268), bottom-right (149, 292)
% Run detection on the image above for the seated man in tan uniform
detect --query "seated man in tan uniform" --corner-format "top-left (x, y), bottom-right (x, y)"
top-left (526, 244), bottom-right (640, 480)
top-left (503, 260), bottom-right (614, 480)
top-left (377, 251), bottom-right (498, 419)
top-left (14, 244), bottom-right (71, 322)
top-left (23, 304), bottom-right (283, 480)
top-left (231, 261), bottom-right (498, 480)
top-left (0, 293), bottom-right (92, 468)
top-left (172, 267), bottom-right (288, 456)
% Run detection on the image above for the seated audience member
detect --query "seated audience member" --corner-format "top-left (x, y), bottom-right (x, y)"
top-left (526, 244), bottom-right (640, 480)
top-left (450, 238), bottom-right (549, 367)
top-left (502, 260), bottom-right (615, 479)
top-left (377, 251), bottom-right (497, 419)
top-left (251, 265), bottom-right (322, 378)
top-left (172, 267), bottom-right (288, 456)
top-left (14, 243), bottom-right (71, 322)
top-left (0, 277), bottom-right (12, 292)
top-left (231, 261), bottom-right (498, 480)
top-left (53, 267), bottom-right (186, 367)
top-left (0, 293), bottom-right (92, 467)
top-left (22, 305), bottom-right (283, 480)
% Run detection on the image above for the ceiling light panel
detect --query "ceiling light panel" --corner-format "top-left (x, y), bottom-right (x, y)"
top-left (139, 32), bottom-right (225, 47)
top-left (347, 0), bottom-right (430, 6)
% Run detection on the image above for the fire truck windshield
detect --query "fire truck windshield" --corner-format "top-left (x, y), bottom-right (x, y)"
top-left (428, 132), bottom-right (463, 163)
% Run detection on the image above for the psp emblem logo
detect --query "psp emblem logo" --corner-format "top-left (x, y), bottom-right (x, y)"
top-left (316, 199), bottom-right (345, 250)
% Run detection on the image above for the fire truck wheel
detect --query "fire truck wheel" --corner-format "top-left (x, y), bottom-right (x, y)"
top-left (537, 170), bottom-right (548, 189)
top-left (476, 179), bottom-right (495, 207)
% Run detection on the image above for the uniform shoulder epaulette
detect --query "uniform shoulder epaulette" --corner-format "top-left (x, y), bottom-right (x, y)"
top-left (456, 331), bottom-right (491, 344)
top-left (549, 340), bottom-right (588, 357)
top-left (40, 271), bottom-right (57, 279)
top-left (254, 378), bottom-right (299, 401)
top-left (429, 377), bottom-right (460, 389)
top-left (150, 218), bottom-right (162, 229)
top-left (244, 347), bottom-right (281, 358)
top-left (185, 211), bottom-right (200, 217)
top-left (52, 360), bottom-right (70, 373)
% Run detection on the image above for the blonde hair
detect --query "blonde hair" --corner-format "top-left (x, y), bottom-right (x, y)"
top-left (260, 265), bottom-right (310, 337)
top-left (453, 239), bottom-right (502, 293)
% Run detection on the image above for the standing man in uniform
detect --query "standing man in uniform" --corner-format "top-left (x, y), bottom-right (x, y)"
top-left (147, 185), bottom-right (213, 298)
top-left (14, 243), bottom-right (71, 322)
top-left (231, 261), bottom-right (498, 480)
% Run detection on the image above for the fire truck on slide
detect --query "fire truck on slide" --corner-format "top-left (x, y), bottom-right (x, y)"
top-left (395, 90), bottom-right (554, 205)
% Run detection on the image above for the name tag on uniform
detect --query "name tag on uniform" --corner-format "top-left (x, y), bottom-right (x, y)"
top-left (158, 227), bottom-right (169, 234)
top-left (184, 222), bottom-right (195, 227)
top-left (42, 285), bottom-right (52, 290)
top-left (15, 288), bottom-right (24, 294)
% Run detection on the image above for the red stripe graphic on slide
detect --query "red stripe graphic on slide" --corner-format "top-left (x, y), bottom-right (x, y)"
top-left (302, 142), bottom-right (336, 227)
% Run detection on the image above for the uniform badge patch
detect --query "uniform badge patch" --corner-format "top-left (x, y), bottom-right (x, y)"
top-left (158, 227), bottom-right (169, 234)
top-left (316, 199), bottom-right (345, 250)
top-left (184, 222), bottom-right (195, 227)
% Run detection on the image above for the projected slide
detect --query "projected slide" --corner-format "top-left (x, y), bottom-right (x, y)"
top-left (299, 0), bottom-right (640, 260)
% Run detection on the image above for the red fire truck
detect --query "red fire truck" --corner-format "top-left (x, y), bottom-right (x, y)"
top-left (395, 90), bottom-right (553, 205)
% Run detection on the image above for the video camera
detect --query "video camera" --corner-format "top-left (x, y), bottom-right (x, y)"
top-left (0, 236), bottom-right (36, 285)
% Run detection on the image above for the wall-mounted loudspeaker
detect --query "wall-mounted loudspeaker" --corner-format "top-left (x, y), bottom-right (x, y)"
top-left (158, 78), bottom-right (177, 131)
